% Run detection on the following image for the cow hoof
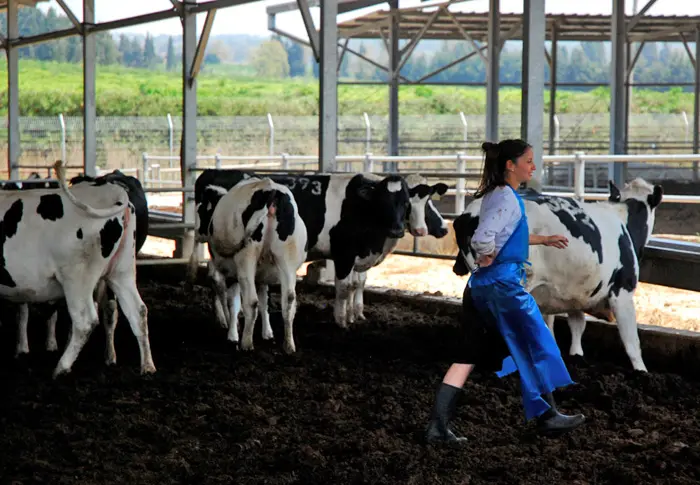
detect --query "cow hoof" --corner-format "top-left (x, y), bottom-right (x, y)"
top-left (356, 312), bottom-right (367, 321)
top-left (46, 342), bottom-right (58, 352)
top-left (263, 331), bottom-right (274, 341)
top-left (105, 357), bottom-right (117, 366)
top-left (283, 341), bottom-right (296, 354)
top-left (52, 366), bottom-right (71, 379)
top-left (240, 341), bottom-right (254, 352)
top-left (15, 348), bottom-right (29, 358)
top-left (140, 363), bottom-right (157, 374)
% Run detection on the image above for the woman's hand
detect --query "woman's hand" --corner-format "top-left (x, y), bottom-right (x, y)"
top-left (543, 234), bottom-right (569, 249)
top-left (475, 252), bottom-right (495, 267)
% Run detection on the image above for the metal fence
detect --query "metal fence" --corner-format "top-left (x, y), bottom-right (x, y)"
top-left (0, 112), bottom-right (698, 180)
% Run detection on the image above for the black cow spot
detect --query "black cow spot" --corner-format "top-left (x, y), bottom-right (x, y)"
top-left (197, 188), bottom-right (225, 238)
top-left (242, 189), bottom-right (274, 228)
top-left (251, 223), bottom-right (264, 242)
top-left (0, 199), bottom-right (23, 287)
top-left (37, 194), bottom-right (64, 221)
top-left (452, 212), bottom-right (480, 276)
top-left (590, 280), bottom-right (603, 297)
top-left (77, 228), bottom-right (83, 239)
top-left (624, 199), bottom-right (650, 259)
top-left (100, 218), bottom-right (123, 258)
top-left (273, 191), bottom-right (295, 241)
top-left (608, 228), bottom-right (638, 298)
top-left (116, 201), bottom-right (123, 206)
top-left (270, 175), bottom-right (329, 253)
top-left (524, 193), bottom-right (603, 264)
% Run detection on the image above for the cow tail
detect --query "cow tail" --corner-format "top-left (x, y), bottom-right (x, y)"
top-left (53, 160), bottom-right (127, 219)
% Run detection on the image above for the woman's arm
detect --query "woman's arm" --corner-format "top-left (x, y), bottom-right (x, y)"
top-left (529, 234), bottom-right (569, 249)
top-left (471, 189), bottom-right (520, 266)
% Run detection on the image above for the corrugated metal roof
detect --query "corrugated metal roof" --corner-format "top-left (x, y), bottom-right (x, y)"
top-left (338, 8), bottom-right (700, 43)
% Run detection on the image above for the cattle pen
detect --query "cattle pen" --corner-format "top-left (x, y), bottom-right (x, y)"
top-left (3, 1), bottom-right (700, 484)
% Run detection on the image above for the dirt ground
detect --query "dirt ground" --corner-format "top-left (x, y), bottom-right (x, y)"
top-left (1, 279), bottom-right (700, 485)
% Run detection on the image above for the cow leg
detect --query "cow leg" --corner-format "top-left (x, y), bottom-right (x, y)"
top-left (46, 310), bottom-right (58, 351)
top-left (226, 283), bottom-right (242, 343)
top-left (105, 275), bottom-right (156, 374)
top-left (237, 252), bottom-right (259, 352)
top-left (210, 262), bottom-right (230, 329)
top-left (279, 263), bottom-right (298, 354)
top-left (258, 284), bottom-right (274, 341)
top-left (353, 270), bottom-right (368, 321)
top-left (333, 275), bottom-right (352, 329)
top-left (101, 287), bottom-right (119, 366)
top-left (567, 310), bottom-right (587, 357)
top-left (15, 304), bottom-right (30, 357)
top-left (543, 314), bottom-right (555, 336)
top-left (610, 292), bottom-right (647, 372)
top-left (347, 271), bottom-right (357, 324)
top-left (54, 291), bottom-right (101, 378)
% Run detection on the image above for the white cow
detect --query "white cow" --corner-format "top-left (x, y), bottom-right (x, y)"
top-left (207, 177), bottom-right (307, 354)
top-left (452, 178), bottom-right (663, 372)
top-left (0, 160), bottom-right (155, 377)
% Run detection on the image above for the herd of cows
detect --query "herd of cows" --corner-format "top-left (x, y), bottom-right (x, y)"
top-left (0, 161), bottom-right (664, 377)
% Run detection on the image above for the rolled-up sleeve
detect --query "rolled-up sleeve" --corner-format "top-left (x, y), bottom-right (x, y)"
top-left (471, 188), bottom-right (520, 256)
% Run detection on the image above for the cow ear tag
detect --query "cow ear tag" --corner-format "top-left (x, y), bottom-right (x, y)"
top-left (431, 193), bottom-right (441, 201)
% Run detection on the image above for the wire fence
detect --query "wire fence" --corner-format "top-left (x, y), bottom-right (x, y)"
top-left (0, 112), bottom-right (697, 180)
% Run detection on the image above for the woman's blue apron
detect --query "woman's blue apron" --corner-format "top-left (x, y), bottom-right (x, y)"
top-left (468, 185), bottom-right (574, 421)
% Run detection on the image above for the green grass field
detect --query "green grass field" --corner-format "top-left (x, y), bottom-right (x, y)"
top-left (0, 59), bottom-right (695, 117)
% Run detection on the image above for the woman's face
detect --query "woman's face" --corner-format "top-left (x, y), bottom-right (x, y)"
top-left (507, 147), bottom-right (535, 184)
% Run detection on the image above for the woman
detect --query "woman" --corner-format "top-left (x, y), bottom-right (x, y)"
top-left (425, 139), bottom-right (586, 445)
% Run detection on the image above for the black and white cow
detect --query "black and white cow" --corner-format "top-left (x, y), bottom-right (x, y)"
top-left (13, 170), bottom-right (149, 364)
top-left (188, 169), bottom-right (448, 333)
top-left (0, 161), bottom-right (155, 377)
top-left (452, 178), bottom-right (663, 372)
top-left (207, 177), bottom-right (308, 353)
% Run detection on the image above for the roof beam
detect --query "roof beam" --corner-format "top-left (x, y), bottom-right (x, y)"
top-left (55, 0), bottom-right (83, 34)
top-left (189, 8), bottom-right (217, 86)
top-left (680, 32), bottom-right (696, 68)
top-left (627, 0), bottom-right (658, 33)
top-left (444, 8), bottom-right (487, 64)
top-left (297, 0), bottom-right (320, 62)
top-left (398, 6), bottom-right (442, 62)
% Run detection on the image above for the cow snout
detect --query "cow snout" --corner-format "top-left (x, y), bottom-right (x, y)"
top-left (389, 228), bottom-right (405, 238)
top-left (411, 227), bottom-right (427, 237)
top-left (434, 226), bottom-right (448, 238)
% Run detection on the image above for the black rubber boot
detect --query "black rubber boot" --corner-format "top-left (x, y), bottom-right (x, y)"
top-left (424, 383), bottom-right (468, 445)
top-left (536, 392), bottom-right (586, 436)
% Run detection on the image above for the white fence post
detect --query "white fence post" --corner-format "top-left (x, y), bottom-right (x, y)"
top-left (215, 153), bottom-right (222, 169)
top-left (282, 152), bottom-right (289, 170)
top-left (58, 113), bottom-right (67, 163)
top-left (167, 113), bottom-right (174, 167)
top-left (455, 152), bottom-right (466, 214)
top-left (141, 152), bottom-right (149, 187)
top-left (363, 152), bottom-right (374, 173)
top-left (363, 112), bottom-right (371, 153)
top-left (574, 151), bottom-right (586, 201)
top-left (459, 111), bottom-right (468, 150)
top-left (267, 113), bottom-right (275, 156)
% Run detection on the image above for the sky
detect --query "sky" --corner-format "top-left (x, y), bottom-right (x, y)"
top-left (36, 0), bottom-right (700, 40)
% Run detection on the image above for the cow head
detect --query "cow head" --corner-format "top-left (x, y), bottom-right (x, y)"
top-left (451, 201), bottom-right (482, 277)
top-left (404, 174), bottom-right (448, 238)
top-left (608, 178), bottom-right (663, 257)
top-left (359, 175), bottom-right (410, 239)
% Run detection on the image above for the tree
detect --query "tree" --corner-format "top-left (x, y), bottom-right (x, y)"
top-left (143, 33), bottom-right (160, 68)
top-left (250, 39), bottom-right (290, 78)
top-left (166, 36), bottom-right (176, 71)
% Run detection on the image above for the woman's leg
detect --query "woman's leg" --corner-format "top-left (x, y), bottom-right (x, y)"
top-left (425, 363), bottom-right (475, 444)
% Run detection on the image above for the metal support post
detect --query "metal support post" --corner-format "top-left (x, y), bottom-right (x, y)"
top-left (319, 0), bottom-right (338, 173)
top-left (694, 26), bottom-right (700, 181)
top-left (486, 0), bottom-right (500, 141)
top-left (83, 0), bottom-right (97, 177)
top-left (521, 0), bottom-right (546, 191)
top-left (609, 0), bottom-right (627, 186)
top-left (7, 0), bottom-right (19, 180)
top-left (387, 0), bottom-right (400, 172)
top-left (176, 2), bottom-right (198, 259)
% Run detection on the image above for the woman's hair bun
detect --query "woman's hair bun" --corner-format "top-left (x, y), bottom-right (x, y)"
top-left (481, 141), bottom-right (498, 153)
